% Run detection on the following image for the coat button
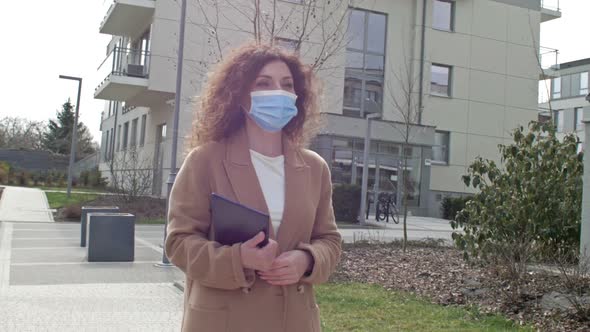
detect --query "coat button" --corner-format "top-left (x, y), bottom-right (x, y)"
top-left (242, 287), bottom-right (251, 294)
top-left (297, 284), bottom-right (304, 294)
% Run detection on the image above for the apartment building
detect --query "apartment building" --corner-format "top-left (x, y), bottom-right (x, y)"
top-left (539, 58), bottom-right (590, 153)
top-left (96, 0), bottom-right (560, 217)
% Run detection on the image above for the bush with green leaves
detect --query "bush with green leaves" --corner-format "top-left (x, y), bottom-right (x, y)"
top-left (332, 184), bottom-right (361, 222)
top-left (451, 122), bottom-right (583, 264)
top-left (441, 196), bottom-right (471, 221)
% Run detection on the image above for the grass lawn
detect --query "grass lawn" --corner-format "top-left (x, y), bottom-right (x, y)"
top-left (136, 218), bottom-right (166, 225)
top-left (45, 192), bottom-right (99, 209)
top-left (316, 283), bottom-right (532, 332)
top-left (39, 186), bottom-right (110, 194)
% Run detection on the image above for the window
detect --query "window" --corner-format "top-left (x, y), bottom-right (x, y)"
top-left (103, 131), bottom-right (109, 160)
top-left (140, 114), bottom-right (147, 146)
top-left (431, 64), bottom-right (452, 97)
top-left (433, 0), bottom-right (454, 31)
top-left (575, 107), bottom-right (584, 131)
top-left (432, 131), bottom-right (450, 163)
top-left (274, 38), bottom-right (299, 53)
top-left (116, 125), bottom-right (122, 152)
top-left (122, 122), bottom-right (129, 150)
top-left (109, 129), bottom-right (114, 160)
top-left (378, 142), bottom-right (400, 155)
top-left (130, 118), bottom-right (138, 148)
top-left (581, 72), bottom-right (588, 95)
top-left (344, 9), bottom-right (387, 117)
top-left (554, 110), bottom-right (564, 132)
top-left (552, 77), bottom-right (561, 99)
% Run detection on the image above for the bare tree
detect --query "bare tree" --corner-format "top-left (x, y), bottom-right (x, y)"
top-left (109, 147), bottom-right (153, 202)
top-left (385, 48), bottom-right (424, 253)
top-left (189, 0), bottom-right (355, 72)
top-left (0, 116), bottom-right (46, 150)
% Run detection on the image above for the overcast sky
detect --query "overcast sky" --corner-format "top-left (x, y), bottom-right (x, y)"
top-left (0, 0), bottom-right (588, 143)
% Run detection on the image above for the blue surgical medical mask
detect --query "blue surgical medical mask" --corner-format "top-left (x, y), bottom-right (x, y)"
top-left (247, 90), bottom-right (298, 132)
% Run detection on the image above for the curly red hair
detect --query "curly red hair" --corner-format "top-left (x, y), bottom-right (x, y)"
top-left (189, 42), bottom-right (322, 149)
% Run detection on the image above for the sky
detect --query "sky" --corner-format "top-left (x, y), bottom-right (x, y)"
top-left (0, 0), bottom-right (588, 144)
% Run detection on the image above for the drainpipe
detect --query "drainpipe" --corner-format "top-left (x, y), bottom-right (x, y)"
top-left (418, 0), bottom-right (427, 124)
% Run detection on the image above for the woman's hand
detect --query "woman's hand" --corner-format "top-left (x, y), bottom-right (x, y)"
top-left (258, 250), bottom-right (312, 286)
top-left (240, 232), bottom-right (278, 272)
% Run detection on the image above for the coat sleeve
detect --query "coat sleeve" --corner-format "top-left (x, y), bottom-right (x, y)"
top-left (297, 159), bottom-right (342, 284)
top-left (165, 147), bottom-right (256, 290)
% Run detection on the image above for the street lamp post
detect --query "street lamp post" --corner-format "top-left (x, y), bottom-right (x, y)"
top-left (156, 0), bottom-right (187, 267)
top-left (58, 75), bottom-right (82, 198)
top-left (359, 113), bottom-right (381, 225)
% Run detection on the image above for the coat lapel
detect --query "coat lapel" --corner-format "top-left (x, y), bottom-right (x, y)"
top-left (222, 127), bottom-right (271, 235)
top-left (276, 136), bottom-right (310, 252)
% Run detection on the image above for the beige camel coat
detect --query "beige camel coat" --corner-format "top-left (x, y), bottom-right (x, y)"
top-left (165, 127), bottom-right (342, 332)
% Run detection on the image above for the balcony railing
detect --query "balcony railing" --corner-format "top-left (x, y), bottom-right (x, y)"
top-left (539, 46), bottom-right (559, 75)
top-left (95, 47), bottom-right (151, 95)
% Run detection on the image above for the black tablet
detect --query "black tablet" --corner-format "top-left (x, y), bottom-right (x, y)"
top-left (210, 193), bottom-right (270, 248)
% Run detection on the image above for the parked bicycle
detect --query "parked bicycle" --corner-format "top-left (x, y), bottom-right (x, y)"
top-left (376, 192), bottom-right (399, 224)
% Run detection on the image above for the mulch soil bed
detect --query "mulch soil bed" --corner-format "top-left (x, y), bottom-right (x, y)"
top-left (330, 242), bottom-right (590, 331)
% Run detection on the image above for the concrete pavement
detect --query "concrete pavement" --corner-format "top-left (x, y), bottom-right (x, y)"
top-left (0, 221), bottom-right (184, 331)
top-left (339, 215), bottom-right (458, 244)
top-left (0, 186), bottom-right (54, 223)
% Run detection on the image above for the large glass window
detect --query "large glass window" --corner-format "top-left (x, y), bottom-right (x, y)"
top-left (575, 107), bottom-right (584, 131)
top-left (344, 9), bottom-right (387, 118)
top-left (554, 110), bottom-right (564, 132)
top-left (274, 37), bottom-right (299, 53)
top-left (122, 122), bottom-right (129, 150)
top-left (581, 72), bottom-right (588, 95)
top-left (433, 0), bottom-right (454, 31)
top-left (109, 129), bottom-right (114, 160)
top-left (116, 125), bottom-right (122, 152)
top-left (431, 64), bottom-right (452, 97)
top-left (552, 77), bottom-right (561, 99)
top-left (140, 114), bottom-right (147, 147)
top-left (432, 131), bottom-right (450, 163)
top-left (130, 118), bottom-right (138, 148)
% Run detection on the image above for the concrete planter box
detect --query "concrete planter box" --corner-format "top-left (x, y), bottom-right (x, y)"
top-left (80, 206), bottom-right (119, 247)
top-left (87, 212), bottom-right (135, 262)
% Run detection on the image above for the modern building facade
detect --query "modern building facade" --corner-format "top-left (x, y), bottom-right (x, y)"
top-left (96, 0), bottom-right (560, 217)
top-left (539, 58), bottom-right (590, 153)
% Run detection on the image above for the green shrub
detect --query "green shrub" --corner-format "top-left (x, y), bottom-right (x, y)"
top-left (0, 162), bottom-right (10, 184)
top-left (87, 167), bottom-right (107, 188)
top-left (333, 184), bottom-right (361, 222)
top-left (441, 196), bottom-right (470, 220)
top-left (79, 170), bottom-right (90, 187)
top-left (451, 122), bottom-right (583, 263)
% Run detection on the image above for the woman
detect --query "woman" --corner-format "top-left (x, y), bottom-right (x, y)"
top-left (165, 43), bottom-right (342, 332)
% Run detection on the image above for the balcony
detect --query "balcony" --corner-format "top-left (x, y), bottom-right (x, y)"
top-left (94, 47), bottom-right (150, 102)
top-left (538, 46), bottom-right (560, 80)
top-left (100, 0), bottom-right (155, 38)
top-left (540, 0), bottom-right (561, 22)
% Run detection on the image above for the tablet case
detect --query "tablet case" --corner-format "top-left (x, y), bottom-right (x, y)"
top-left (210, 193), bottom-right (270, 248)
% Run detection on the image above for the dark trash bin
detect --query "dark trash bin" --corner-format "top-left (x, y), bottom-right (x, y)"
top-left (87, 212), bottom-right (135, 262)
top-left (80, 206), bottom-right (119, 247)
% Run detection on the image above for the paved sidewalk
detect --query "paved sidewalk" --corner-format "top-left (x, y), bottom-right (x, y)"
top-left (0, 221), bottom-right (184, 331)
top-left (338, 216), bottom-right (458, 243)
top-left (0, 186), bottom-right (54, 223)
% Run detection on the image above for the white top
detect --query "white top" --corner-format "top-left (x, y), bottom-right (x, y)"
top-left (249, 149), bottom-right (285, 234)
